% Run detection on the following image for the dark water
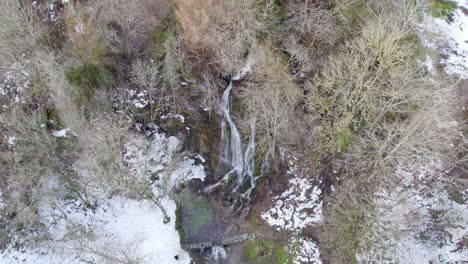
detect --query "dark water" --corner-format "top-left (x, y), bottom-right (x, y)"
top-left (179, 181), bottom-right (227, 244)
top-left (177, 181), bottom-right (233, 263)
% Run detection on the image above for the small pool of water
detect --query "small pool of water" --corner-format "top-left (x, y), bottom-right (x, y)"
top-left (178, 181), bottom-right (227, 244)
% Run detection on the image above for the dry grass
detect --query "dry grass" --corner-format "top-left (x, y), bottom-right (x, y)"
top-left (0, 0), bottom-right (38, 65)
top-left (63, 3), bottom-right (109, 65)
top-left (74, 115), bottom-right (131, 195)
top-left (175, 0), bottom-right (213, 49)
top-left (93, 0), bottom-right (170, 57)
top-left (33, 51), bottom-right (86, 133)
top-left (176, 0), bottom-right (275, 72)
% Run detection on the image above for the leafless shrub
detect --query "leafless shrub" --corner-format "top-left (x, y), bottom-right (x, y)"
top-left (93, 0), bottom-right (170, 57)
top-left (130, 34), bottom-right (187, 113)
top-left (0, 108), bottom-right (58, 244)
top-left (305, 14), bottom-right (428, 155)
top-left (312, 2), bottom-right (460, 261)
top-left (286, 0), bottom-right (337, 45)
top-left (176, 0), bottom-right (274, 72)
top-left (74, 115), bottom-right (132, 196)
top-left (281, 1), bottom-right (338, 73)
top-left (239, 45), bottom-right (302, 165)
top-left (131, 59), bottom-right (161, 91)
top-left (74, 237), bottom-right (145, 264)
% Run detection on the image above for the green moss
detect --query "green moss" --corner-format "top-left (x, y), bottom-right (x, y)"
top-left (43, 107), bottom-right (61, 130)
top-left (275, 248), bottom-right (288, 264)
top-left (149, 174), bottom-right (159, 183)
top-left (261, 240), bottom-right (275, 251)
top-left (336, 128), bottom-right (352, 153)
top-left (66, 64), bottom-right (112, 89)
top-left (244, 239), bottom-right (290, 263)
top-left (430, 0), bottom-right (458, 18)
top-left (66, 63), bottom-right (113, 103)
top-left (334, 0), bottom-right (372, 37)
top-left (149, 16), bottom-right (176, 58)
top-left (249, 212), bottom-right (260, 226)
top-left (245, 240), bottom-right (260, 261)
top-left (255, 0), bottom-right (287, 35)
top-left (448, 189), bottom-right (464, 205)
top-left (384, 111), bottom-right (399, 123)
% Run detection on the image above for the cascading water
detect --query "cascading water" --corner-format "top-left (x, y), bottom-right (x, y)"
top-left (210, 246), bottom-right (227, 260)
top-left (205, 56), bottom-right (258, 205)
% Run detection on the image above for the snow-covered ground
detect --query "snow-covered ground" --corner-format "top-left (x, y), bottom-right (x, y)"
top-left (261, 152), bottom-right (323, 232)
top-left (360, 152), bottom-right (468, 263)
top-left (261, 177), bottom-right (322, 231)
top-left (0, 130), bottom-right (205, 264)
top-left (291, 237), bottom-right (322, 264)
top-left (420, 0), bottom-right (468, 78)
top-left (127, 89), bottom-right (150, 109)
top-left (359, 111), bottom-right (467, 262)
top-left (0, 197), bottom-right (190, 264)
top-left (0, 62), bottom-right (31, 111)
top-left (261, 152), bottom-right (323, 262)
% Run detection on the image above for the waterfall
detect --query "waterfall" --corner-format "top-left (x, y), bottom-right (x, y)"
top-left (205, 56), bottom-right (257, 203)
top-left (220, 81), bottom-right (244, 180)
top-left (210, 246), bottom-right (227, 260)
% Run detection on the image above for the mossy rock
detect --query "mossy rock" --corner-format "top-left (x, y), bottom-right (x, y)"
top-left (448, 188), bottom-right (465, 205)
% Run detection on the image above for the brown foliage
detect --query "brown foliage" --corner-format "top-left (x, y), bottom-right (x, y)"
top-left (175, 0), bottom-right (213, 50)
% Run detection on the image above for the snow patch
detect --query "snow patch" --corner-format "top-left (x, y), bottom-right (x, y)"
top-left (291, 237), bottom-right (322, 264)
top-left (364, 152), bottom-right (468, 262)
top-left (126, 89), bottom-right (149, 109)
top-left (7, 136), bottom-right (16, 146)
top-left (123, 132), bottom-right (205, 197)
top-left (161, 113), bottom-right (185, 123)
top-left (51, 128), bottom-right (70, 138)
top-left (262, 152), bottom-right (323, 231)
top-left (0, 196), bottom-right (190, 264)
top-left (0, 130), bottom-right (205, 264)
top-left (419, 0), bottom-right (468, 78)
top-left (261, 177), bottom-right (323, 231)
top-left (0, 62), bottom-right (31, 109)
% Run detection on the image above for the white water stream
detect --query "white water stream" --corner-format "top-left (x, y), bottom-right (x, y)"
top-left (205, 57), bottom-right (258, 204)
top-left (210, 246), bottom-right (227, 260)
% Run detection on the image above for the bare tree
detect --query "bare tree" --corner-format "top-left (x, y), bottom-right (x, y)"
top-left (240, 45), bottom-right (302, 166)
